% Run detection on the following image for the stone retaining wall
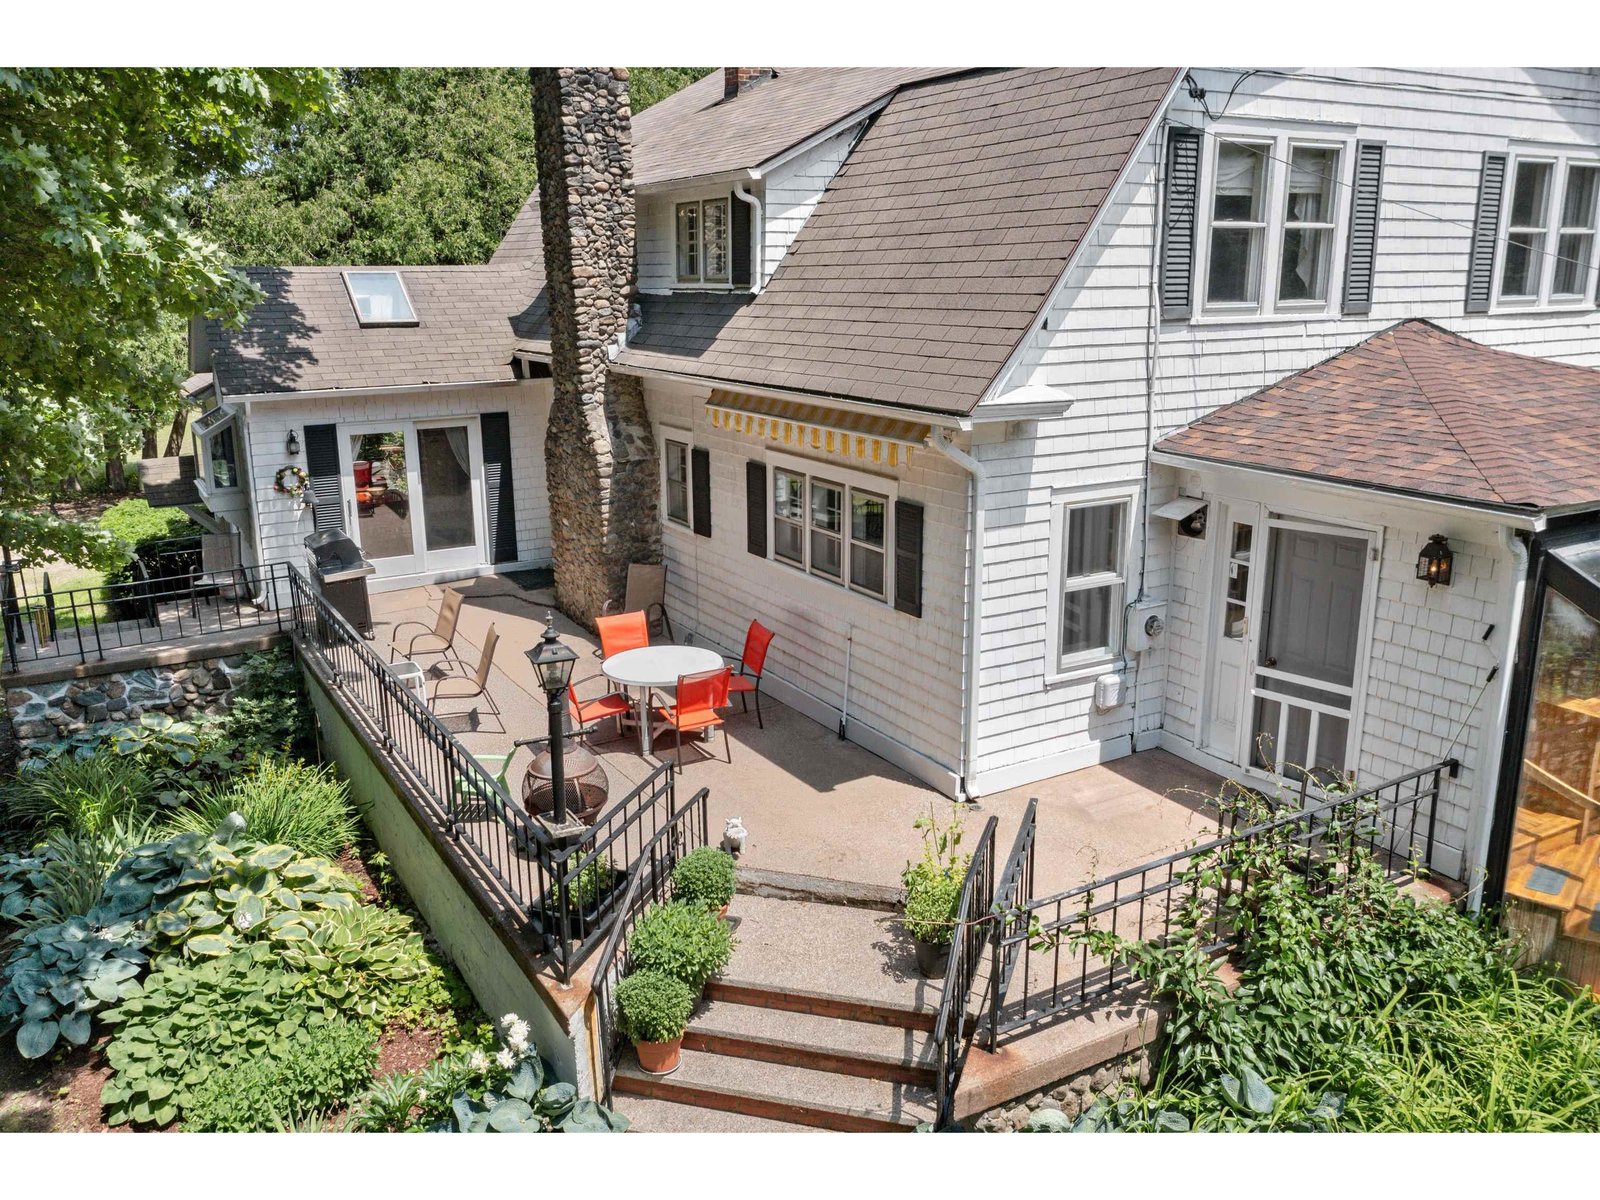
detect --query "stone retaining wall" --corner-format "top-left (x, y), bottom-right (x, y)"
top-left (972, 1049), bottom-right (1151, 1132)
top-left (6, 654), bottom-right (252, 757)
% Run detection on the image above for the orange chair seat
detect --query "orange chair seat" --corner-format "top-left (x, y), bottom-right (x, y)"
top-left (653, 705), bottom-right (722, 732)
top-left (577, 693), bottom-right (632, 722)
top-left (728, 676), bottom-right (757, 694)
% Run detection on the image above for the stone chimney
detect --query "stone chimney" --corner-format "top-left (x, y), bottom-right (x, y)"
top-left (529, 68), bottom-right (659, 625)
top-left (723, 68), bottom-right (776, 100)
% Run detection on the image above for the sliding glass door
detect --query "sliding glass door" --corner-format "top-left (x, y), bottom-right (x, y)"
top-left (340, 418), bottom-right (485, 578)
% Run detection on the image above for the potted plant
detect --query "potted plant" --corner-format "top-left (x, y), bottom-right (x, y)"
top-left (570, 857), bottom-right (620, 921)
top-left (671, 846), bottom-right (737, 918)
top-left (616, 969), bottom-right (695, 1075)
top-left (627, 900), bottom-right (735, 993)
top-left (901, 807), bottom-right (970, 979)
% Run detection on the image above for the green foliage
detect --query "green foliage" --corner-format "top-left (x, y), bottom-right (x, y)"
top-left (17, 817), bottom-right (157, 927)
top-left (274, 903), bottom-right (454, 1029)
top-left (218, 646), bottom-right (315, 759)
top-left (40, 712), bottom-right (235, 808)
top-left (4, 751), bottom-right (157, 838)
top-left (0, 67), bottom-right (337, 566)
top-left (626, 901), bottom-right (734, 993)
top-left (569, 857), bottom-right (616, 908)
top-left (0, 914), bottom-right (147, 1058)
top-left (163, 757), bottom-right (356, 859)
top-left (630, 68), bottom-right (714, 111)
top-left (901, 806), bottom-right (968, 946)
top-left (183, 1017), bottom-right (377, 1132)
top-left (670, 847), bottom-right (736, 911)
top-left (616, 969), bottom-right (694, 1045)
top-left (97, 498), bottom-right (198, 556)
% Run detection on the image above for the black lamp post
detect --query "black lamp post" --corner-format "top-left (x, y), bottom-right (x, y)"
top-left (1416, 534), bottom-right (1454, 588)
top-left (526, 615), bottom-right (579, 826)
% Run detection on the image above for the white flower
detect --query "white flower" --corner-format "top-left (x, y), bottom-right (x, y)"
top-left (468, 1050), bottom-right (491, 1074)
top-left (416, 1088), bottom-right (428, 1102)
top-left (506, 1018), bottom-right (531, 1051)
top-left (500, 1013), bottom-right (520, 1029)
top-left (495, 1047), bottom-right (517, 1071)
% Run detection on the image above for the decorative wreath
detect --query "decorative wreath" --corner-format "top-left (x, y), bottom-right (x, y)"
top-left (273, 465), bottom-right (310, 499)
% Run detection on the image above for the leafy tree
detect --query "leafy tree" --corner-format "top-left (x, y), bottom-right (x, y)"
top-left (189, 68), bottom-right (712, 269)
top-left (0, 68), bottom-right (337, 566)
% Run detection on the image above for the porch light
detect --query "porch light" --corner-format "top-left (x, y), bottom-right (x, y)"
top-left (285, 430), bottom-right (301, 456)
top-left (526, 615), bottom-right (580, 831)
top-left (526, 618), bottom-right (577, 693)
top-left (1417, 534), bottom-right (1454, 588)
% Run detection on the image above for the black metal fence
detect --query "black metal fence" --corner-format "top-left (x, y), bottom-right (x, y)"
top-left (987, 761), bottom-right (1455, 1039)
top-left (589, 789), bottom-right (713, 1105)
top-left (1, 559), bottom-right (293, 671)
top-left (932, 814), bottom-right (997, 1130)
top-left (287, 565), bottom-right (684, 981)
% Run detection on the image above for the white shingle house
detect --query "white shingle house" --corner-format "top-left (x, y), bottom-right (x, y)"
top-left (188, 68), bottom-right (1600, 981)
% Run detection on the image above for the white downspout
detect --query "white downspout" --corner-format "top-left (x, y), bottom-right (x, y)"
top-left (733, 182), bottom-right (765, 294)
top-left (927, 431), bottom-right (987, 803)
top-left (1464, 524), bottom-right (1530, 910)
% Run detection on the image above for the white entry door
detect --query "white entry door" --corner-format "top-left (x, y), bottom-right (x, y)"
top-left (1201, 503), bottom-right (1261, 760)
top-left (340, 418), bottom-right (486, 579)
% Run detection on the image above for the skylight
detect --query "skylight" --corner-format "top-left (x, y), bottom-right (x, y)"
top-left (343, 270), bottom-right (417, 326)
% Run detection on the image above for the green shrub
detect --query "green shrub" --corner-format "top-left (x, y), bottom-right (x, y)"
top-left (39, 714), bottom-right (235, 808)
top-left (220, 647), bottom-right (315, 759)
top-left (625, 901), bottom-right (733, 993)
top-left (164, 758), bottom-right (357, 858)
top-left (616, 969), bottom-right (694, 1044)
top-left (569, 857), bottom-right (616, 908)
top-left (100, 499), bottom-right (201, 616)
top-left (275, 903), bottom-right (455, 1028)
top-left (901, 867), bottom-right (962, 945)
top-left (4, 753), bottom-right (156, 838)
top-left (671, 847), bottom-right (736, 911)
top-left (183, 1018), bottom-right (378, 1132)
top-left (0, 914), bottom-right (148, 1058)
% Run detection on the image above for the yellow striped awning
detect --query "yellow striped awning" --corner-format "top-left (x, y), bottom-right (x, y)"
top-left (705, 389), bottom-right (930, 469)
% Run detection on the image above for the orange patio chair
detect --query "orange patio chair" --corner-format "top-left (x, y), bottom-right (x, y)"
top-left (726, 619), bottom-right (776, 729)
top-left (652, 666), bottom-right (732, 768)
top-left (595, 610), bottom-right (649, 659)
top-left (567, 675), bottom-right (633, 745)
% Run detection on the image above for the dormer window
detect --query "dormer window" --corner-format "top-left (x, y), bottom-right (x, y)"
top-left (343, 270), bottom-right (417, 326)
top-left (191, 403), bottom-right (240, 491)
top-left (675, 198), bottom-right (731, 285)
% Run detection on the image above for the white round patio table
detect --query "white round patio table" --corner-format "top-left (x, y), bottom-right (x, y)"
top-left (601, 644), bottom-right (724, 757)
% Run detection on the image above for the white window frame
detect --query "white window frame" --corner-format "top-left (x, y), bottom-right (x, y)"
top-left (1194, 126), bottom-right (1354, 321)
top-left (1044, 485), bottom-right (1138, 683)
top-left (657, 425), bottom-right (695, 531)
top-left (192, 405), bottom-right (241, 494)
top-left (1494, 148), bottom-right (1600, 310)
top-left (674, 197), bottom-right (731, 286)
top-left (764, 450), bottom-right (897, 607)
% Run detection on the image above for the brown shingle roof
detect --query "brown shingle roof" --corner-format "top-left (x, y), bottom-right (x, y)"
top-left (210, 265), bottom-right (548, 396)
top-left (1156, 319), bottom-right (1600, 512)
top-left (619, 67), bottom-right (1179, 415)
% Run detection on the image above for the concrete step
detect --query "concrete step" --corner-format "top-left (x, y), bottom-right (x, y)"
top-left (612, 1046), bottom-right (935, 1132)
top-left (706, 977), bottom-right (936, 1031)
top-left (687, 999), bottom-right (937, 1087)
top-left (619, 1093), bottom-right (821, 1133)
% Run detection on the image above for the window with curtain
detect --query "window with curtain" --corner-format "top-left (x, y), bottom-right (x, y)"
top-left (1207, 141), bottom-right (1268, 305)
top-left (1055, 498), bottom-right (1129, 668)
top-left (1502, 160), bottom-right (1553, 299)
top-left (1280, 146), bottom-right (1338, 302)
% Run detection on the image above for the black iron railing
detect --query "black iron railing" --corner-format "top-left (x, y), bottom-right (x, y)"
top-left (590, 789), bottom-right (712, 1105)
top-left (287, 565), bottom-right (685, 981)
top-left (1, 559), bottom-right (292, 672)
top-left (986, 798), bottom-right (1036, 1052)
top-left (931, 814), bottom-right (997, 1130)
top-left (987, 761), bottom-right (1456, 1039)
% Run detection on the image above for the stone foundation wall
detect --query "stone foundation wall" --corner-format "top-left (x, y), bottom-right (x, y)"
top-left (971, 1049), bottom-right (1151, 1132)
top-left (6, 654), bottom-right (252, 757)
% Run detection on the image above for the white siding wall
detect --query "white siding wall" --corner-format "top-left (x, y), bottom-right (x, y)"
top-left (240, 381), bottom-right (551, 587)
top-left (643, 377), bottom-right (969, 792)
top-left (969, 69), bottom-right (1600, 844)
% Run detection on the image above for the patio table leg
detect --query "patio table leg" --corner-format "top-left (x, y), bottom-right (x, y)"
top-left (637, 687), bottom-right (653, 756)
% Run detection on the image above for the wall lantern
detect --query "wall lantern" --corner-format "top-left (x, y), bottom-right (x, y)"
top-left (525, 616), bottom-right (580, 831)
top-left (285, 429), bottom-right (301, 456)
top-left (1416, 534), bottom-right (1454, 588)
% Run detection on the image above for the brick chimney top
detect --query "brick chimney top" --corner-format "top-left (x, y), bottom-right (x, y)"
top-left (723, 68), bottom-right (776, 100)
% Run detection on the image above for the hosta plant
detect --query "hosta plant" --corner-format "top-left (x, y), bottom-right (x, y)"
top-left (274, 903), bottom-right (453, 1027)
top-left (0, 915), bottom-right (147, 1058)
top-left (0, 852), bottom-right (51, 930)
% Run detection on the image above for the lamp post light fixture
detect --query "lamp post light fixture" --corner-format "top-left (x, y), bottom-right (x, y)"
top-left (285, 429), bottom-right (301, 456)
top-left (526, 615), bottom-right (581, 833)
top-left (1416, 534), bottom-right (1454, 588)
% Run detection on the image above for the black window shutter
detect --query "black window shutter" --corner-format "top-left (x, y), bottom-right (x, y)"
top-left (1160, 128), bottom-right (1202, 320)
top-left (745, 460), bottom-right (767, 557)
top-left (303, 423), bottom-right (344, 534)
top-left (480, 412), bottom-right (519, 564)
top-left (1466, 151), bottom-right (1508, 314)
top-left (893, 500), bottom-right (924, 619)
top-left (730, 194), bottom-right (753, 288)
top-left (690, 446), bottom-right (712, 538)
top-left (1341, 141), bottom-right (1385, 316)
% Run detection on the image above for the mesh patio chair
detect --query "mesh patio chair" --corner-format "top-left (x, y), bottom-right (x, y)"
top-left (725, 619), bottom-right (776, 729)
top-left (651, 666), bottom-right (732, 768)
top-left (595, 610), bottom-right (650, 660)
top-left (602, 563), bottom-right (672, 640)
top-left (391, 588), bottom-right (465, 667)
top-left (429, 624), bottom-right (501, 721)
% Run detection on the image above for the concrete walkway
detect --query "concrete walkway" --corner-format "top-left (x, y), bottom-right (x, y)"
top-left (367, 576), bottom-right (1227, 898)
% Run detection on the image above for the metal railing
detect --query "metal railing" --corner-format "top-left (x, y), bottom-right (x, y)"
top-left (1, 559), bottom-right (292, 671)
top-left (287, 565), bottom-right (684, 981)
top-left (590, 788), bottom-right (713, 1105)
top-left (931, 814), bottom-right (997, 1130)
top-left (986, 797), bottom-right (1036, 1051)
top-left (987, 760), bottom-right (1455, 1039)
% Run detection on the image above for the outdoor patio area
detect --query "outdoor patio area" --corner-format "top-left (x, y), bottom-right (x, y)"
top-left (367, 574), bottom-right (1228, 898)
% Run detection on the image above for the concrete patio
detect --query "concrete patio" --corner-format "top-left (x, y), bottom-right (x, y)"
top-left (368, 574), bottom-right (1227, 899)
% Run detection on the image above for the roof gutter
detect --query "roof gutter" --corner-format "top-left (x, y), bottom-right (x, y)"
top-left (1149, 447), bottom-right (1548, 530)
top-left (612, 362), bottom-right (970, 429)
top-left (223, 378), bottom-right (529, 404)
top-left (925, 430), bottom-right (986, 804)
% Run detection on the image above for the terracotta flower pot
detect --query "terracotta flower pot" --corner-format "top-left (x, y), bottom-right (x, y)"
top-left (717, 903), bottom-right (730, 920)
top-left (914, 937), bottom-right (951, 979)
top-left (634, 1036), bottom-right (684, 1075)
